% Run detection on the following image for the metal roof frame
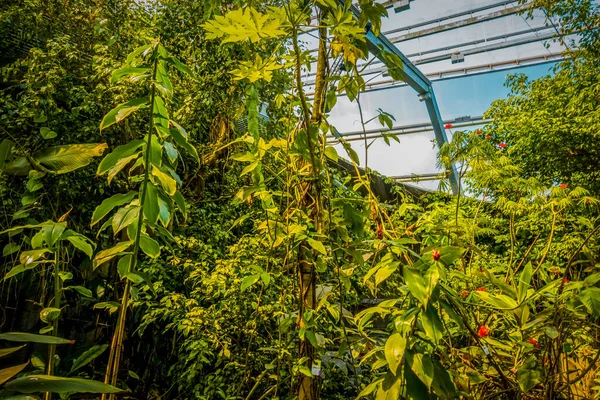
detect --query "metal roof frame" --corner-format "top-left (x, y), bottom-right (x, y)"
top-left (341, 1), bottom-right (460, 193)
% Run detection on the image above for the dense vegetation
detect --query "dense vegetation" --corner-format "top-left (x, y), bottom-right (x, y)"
top-left (1, 0), bottom-right (599, 399)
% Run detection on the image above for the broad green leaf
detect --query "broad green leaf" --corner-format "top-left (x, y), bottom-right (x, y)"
top-left (0, 345), bottom-right (26, 358)
top-left (356, 378), bottom-right (383, 399)
top-left (3, 243), bottom-right (21, 256)
top-left (166, 57), bottom-right (195, 78)
top-left (117, 255), bottom-right (131, 279)
top-left (5, 375), bottom-right (123, 394)
top-left (324, 146), bottom-right (338, 162)
top-left (420, 305), bottom-right (443, 345)
top-left (580, 287), bottom-right (600, 317)
top-left (39, 307), bottom-right (61, 323)
top-left (240, 160), bottom-right (260, 176)
top-left (39, 127), bottom-right (57, 140)
top-left (112, 206), bottom-right (140, 236)
top-left (124, 272), bottom-right (145, 284)
top-left (125, 44), bottom-right (152, 64)
top-left (384, 333), bottom-right (406, 375)
top-left (375, 262), bottom-right (399, 286)
top-left (157, 193), bottom-right (172, 226)
top-left (376, 371), bottom-right (402, 400)
top-left (173, 190), bottom-right (186, 219)
top-left (58, 271), bottom-right (73, 281)
top-left (404, 266), bottom-right (431, 307)
top-left (403, 359), bottom-right (430, 400)
top-left (70, 344), bottom-right (108, 373)
top-left (381, 50), bottom-right (404, 82)
top-left (169, 122), bottom-right (199, 161)
top-left (260, 272), bottom-right (270, 286)
top-left (143, 183), bottom-right (160, 224)
top-left (64, 234), bottom-right (94, 258)
top-left (97, 140), bottom-right (145, 176)
top-left (93, 241), bottom-right (133, 269)
top-left (342, 141), bottom-right (360, 165)
top-left (518, 262), bottom-right (533, 303)
top-left (545, 326), bottom-right (559, 339)
top-left (4, 263), bottom-right (42, 280)
top-left (41, 221), bottom-right (66, 247)
top-left (66, 286), bottom-right (93, 298)
top-left (111, 67), bottom-right (150, 84)
top-left (20, 249), bottom-right (51, 265)
top-left (163, 142), bottom-right (178, 163)
top-left (107, 152), bottom-right (140, 185)
top-left (100, 98), bottom-right (148, 131)
top-left (0, 362), bottom-right (29, 385)
top-left (151, 165), bottom-right (177, 195)
top-left (139, 233), bottom-right (160, 258)
top-left (432, 358), bottom-right (457, 396)
top-left (0, 139), bottom-right (14, 168)
top-left (155, 62), bottom-right (173, 100)
top-left (241, 274), bottom-right (260, 292)
top-left (91, 191), bottom-right (137, 226)
top-left (0, 332), bottom-right (73, 344)
top-left (516, 361), bottom-right (543, 392)
top-left (153, 95), bottom-right (169, 120)
top-left (307, 238), bottom-right (326, 255)
top-left (406, 351), bottom-right (434, 389)
top-left (475, 292), bottom-right (519, 310)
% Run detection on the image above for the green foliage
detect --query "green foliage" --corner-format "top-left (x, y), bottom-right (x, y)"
top-left (1, 1), bottom-right (599, 400)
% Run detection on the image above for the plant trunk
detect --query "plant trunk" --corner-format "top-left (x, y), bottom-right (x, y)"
top-left (297, 14), bottom-right (328, 400)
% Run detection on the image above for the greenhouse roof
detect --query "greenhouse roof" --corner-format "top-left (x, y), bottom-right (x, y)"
top-left (300, 0), bottom-right (571, 191)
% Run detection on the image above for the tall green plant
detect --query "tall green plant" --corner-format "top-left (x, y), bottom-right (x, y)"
top-left (90, 40), bottom-right (196, 396)
top-left (202, 2), bottom-right (393, 398)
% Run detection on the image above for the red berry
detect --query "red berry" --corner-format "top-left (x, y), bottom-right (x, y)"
top-left (563, 278), bottom-right (570, 283)
top-left (475, 129), bottom-right (482, 135)
top-left (444, 123), bottom-right (453, 129)
top-left (498, 142), bottom-right (507, 148)
top-left (432, 249), bottom-right (440, 261)
top-left (460, 290), bottom-right (469, 297)
top-left (486, 135), bottom-right (492, 139)
top-left (476, 287), bottom-right (487, 292)
top-left (478, 325), bottom-right (490, 337)
top-left (559, 183), bottom-right (568, 189)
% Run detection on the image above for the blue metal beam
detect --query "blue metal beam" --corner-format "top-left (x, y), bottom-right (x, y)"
top-left (341, 2), bottom-right (460, 194)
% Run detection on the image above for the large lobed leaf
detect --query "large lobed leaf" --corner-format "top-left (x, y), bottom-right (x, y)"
top-left (2, 144), bottom-right (107, 176)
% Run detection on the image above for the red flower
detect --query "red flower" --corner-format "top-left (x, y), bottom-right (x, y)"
top-left (432, 249), bottom-right (440, 261)
top-left (498, 142), bottom-right (507, 148)
top-left (475, 129), bottom-right (482, 135)
top-left (486, 135), bottom-right (492, 139)
top-left (376, 223), bottom-right (383, 240)
top-left (476, 287), bottom-right (487, 292)
top-left (559, 183), bottom-right (568, 189)
top-left (460, 289), bottom-right (469, 297)
top-left (528, 338), bottom-right (541, 349)
top-left (444, 123), bottom-right (453, 129)
top-left (478, 325), bottom-right (490, 337)
top-left (563, 278), bottom-right (570, 283)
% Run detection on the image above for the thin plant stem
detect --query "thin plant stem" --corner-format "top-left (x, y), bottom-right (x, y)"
top-left (44, 240), bottom-right (61, 400)
top-left (103, 46), bottom-right (159, 399)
